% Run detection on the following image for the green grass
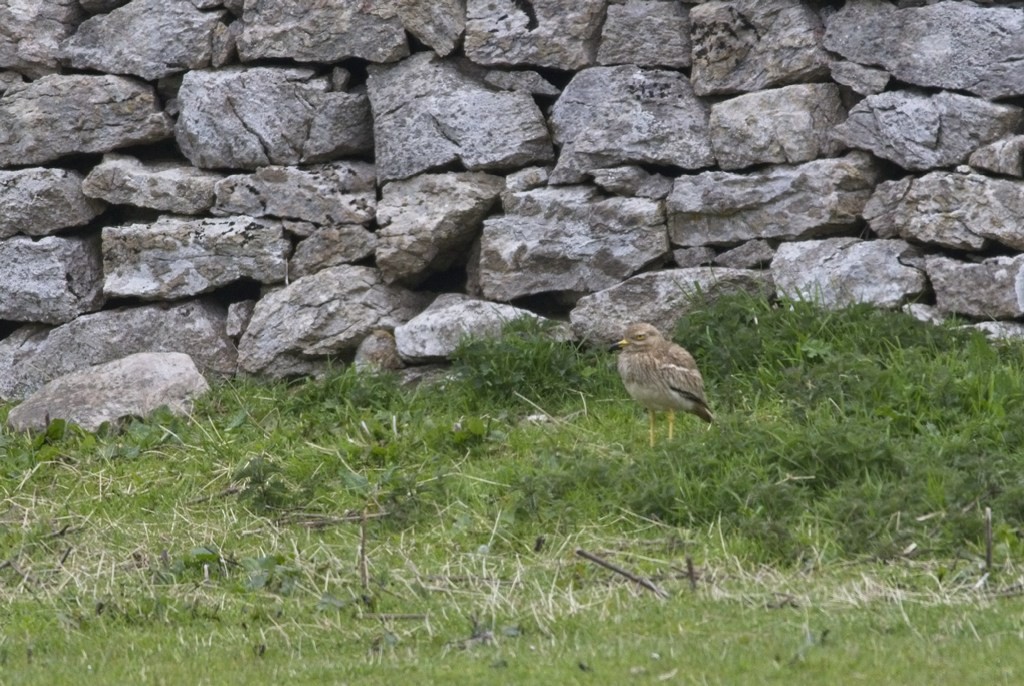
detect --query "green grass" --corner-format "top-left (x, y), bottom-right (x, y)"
top-left (3, 296), bottom-right (1024, 684)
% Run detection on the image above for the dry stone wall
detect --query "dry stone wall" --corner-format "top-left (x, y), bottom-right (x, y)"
top-left (3, 0), bottom-right (1024, 401)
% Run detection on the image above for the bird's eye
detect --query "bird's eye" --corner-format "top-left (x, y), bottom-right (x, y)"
top-left (634, 334), bottom-right (646, 340)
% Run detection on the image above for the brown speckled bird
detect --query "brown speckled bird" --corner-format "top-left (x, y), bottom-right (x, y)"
top-left (354, 330), bottom-right (404, 372)
top-left (612, 322), bottom-right (713, 447)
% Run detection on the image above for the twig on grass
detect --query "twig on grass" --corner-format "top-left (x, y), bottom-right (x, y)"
top-left (575, 548), bottom-right (669, 599)
top-left (359, 506), bottom-right (369, 593)
top-left (984, 506), bottom-right (993, 574)
top-left (685, 555), bottom-right (697, 591)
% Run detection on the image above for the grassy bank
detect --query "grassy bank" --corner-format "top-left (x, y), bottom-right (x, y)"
top-left (2, 295), bottom-right (1024, 684)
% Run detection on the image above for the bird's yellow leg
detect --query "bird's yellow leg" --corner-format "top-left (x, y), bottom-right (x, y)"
top-left (668, 410), bottom-right (675, 440)
top-left (648, 410), bottom-right (656, 448)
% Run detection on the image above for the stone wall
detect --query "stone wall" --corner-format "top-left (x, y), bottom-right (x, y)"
top-left (3, 0), bottom-right (1024, 399)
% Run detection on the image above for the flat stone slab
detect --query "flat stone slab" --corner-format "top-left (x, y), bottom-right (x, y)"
top-left (6, 352), bottom-right (210, 433)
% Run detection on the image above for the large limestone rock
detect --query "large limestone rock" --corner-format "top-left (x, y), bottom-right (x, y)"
top-left (376, 172), bottom-right (504, 285)
top-left (969, 136), bottom-right (1024, 178)
top-left (238, 266), bottom-right (431, 377)
top-left (0, 168), bottom-right (105, 239)
top-left (0, 236), bottom-right (103, 324)
top-left (465, 0), bottom-right (605, 70)
top-left (570, 267), bottom-right (773, 342)
top-left (213, 163), bottom-right (376, 226)
top-left (6, 352), bottom-right (210, 433)
top-left (477, 186), bottom-right (668, 301)
top-left (395, 293), bottom-right (564, 362)
top-left (550, 65), bottom-right (714, 184)
top-left (824, 1), bottom-right (1024, 100)
top-left (366, 53), bottom-right (553, 182)
top-left (667, 153), bottom-right (879, 247)
top-left (927, 256), bottom-right (1024, 320)
top-left (102, 216), bottom-right (290, 300)
top-left (82, 154), bottom-right (222, 214)
top-left (176, 67), bottom-right (372, 170)
top-left (709, 84), bottom-right (846, 170)
top-left (690, 0), bottom-right (830, 96)
top-left (771, 238), bottom-right (927, 310)
top-left (598, 0), bottom-right (690, 68)
top-left (834, 91), bottom-right (1022, 172)
top-left (0, 300), bottom-right (236, 401)
top-left (396, 0), bottom-right (465, 57)
top-left (238, 0), bottom-right (408, 63)
top-left (0, 75), bottom-right (173, 166)
top-left (865, 172), bottom-right (1024, 252)
top-left (61, 0), bottom-right (232, 80)
top-left (289, 225), bottom-right (378, 279)
top-left (0, 0), bottom-right (83, 78)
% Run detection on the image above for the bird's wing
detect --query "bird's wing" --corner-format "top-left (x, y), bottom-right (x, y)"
top-left (659, 346), bottom-right (708, 404)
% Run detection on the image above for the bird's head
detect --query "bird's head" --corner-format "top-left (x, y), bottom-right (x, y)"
top-left (610, 322), bottom-right (664, 352)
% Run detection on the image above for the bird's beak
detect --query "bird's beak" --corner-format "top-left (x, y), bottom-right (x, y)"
top-left (609, 339), bottom-right (628, 352)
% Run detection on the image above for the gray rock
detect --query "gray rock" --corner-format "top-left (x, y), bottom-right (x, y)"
top-left (550, 66), bottom-right (714, 184)
top-left (0, 71), bottom-right (25, 94)
top-left (865, 172), bottom-right (1024, 252)
top-left (102, 216), bottom-right (290, 300)
top-left (598, 0), bottom-right (690, 68)
top-left (367, 53), bottom-right (553, 182)
top-left (237, 265), bottom-right (431, 377)
top-left (238, 0), bottom-right (408, 63)
top-left (668, 153), bottom-right (879, 247)
top-left (82, 154), bottom-right (222, 214)
top-left (834, 91), bottom-right (1022, 172)
top-left (927, 255), bottom-right (1024, 319)
top-left (969, 136), bottom-right (1024, 178)
top-left (829, 61), bottom-right (890, 96)
top-left (570, 267), bottom-right (773, 342)
top-left (396, 0), bottom-right (465, 57)
top-left (0, 300), bottom-right (236, 401)
top-left (590, 166), bottom-right (673, 200)
top-left (504, 167), bottom-right (550, 193)
top-left (213, 162), bottom-right (376, 225)
top-left (354, 330), bottom-right (404, 371)
top-left (0, 75), bottom-right (173, 166)
top-left (672, 247), bottom-right (716, 268)
top-left (0, 168), bottom-right (105, 239)
top-left (289, 225), bottom-right (378, 279)
top-left (376, 172), bottom-right (504, 285)
top-left (176, 67), bottom-right (372, 170)
top-left (824, 1), bottom-right (1024, 100)
top-left (6, 352), bottom-right (210, 433)
top-left (710, 84), bottom-right (847, 170)
top-left (902, 303), bottom-right (945, 327)
top-left (61, 0), bottom-right (230, 80)
top-left (971, 321), bottom-right (1024, 343)
top-left (395, 293), bottom-right (564, 362)
top-left (0, 0), bottom-right (83, 78)
top-left (478, 186), bottom-right (668, 301)
top-left (714, 240), bottom-right (776, 269)
top-left (465, 0), bottom-right (605, 70)
top-left (483, 70), bottom-right (561, 96)
top-left (226, 300), bottom-right (256, 338)
top-left (690, 0), bottom-right (830, 96)
top-left (0, 235), bottom-right (103, 324)
top-left (771, 238), bottom-right (927, 309)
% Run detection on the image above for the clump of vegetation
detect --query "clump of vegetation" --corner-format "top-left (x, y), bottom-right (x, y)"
top-left (4, 295), bottom-right (1024, 682)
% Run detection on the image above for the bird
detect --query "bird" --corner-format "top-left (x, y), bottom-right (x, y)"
top-left (611, 322), bottom-right (713, 447)
top-left (354, 329), bottom-right (404, 372)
